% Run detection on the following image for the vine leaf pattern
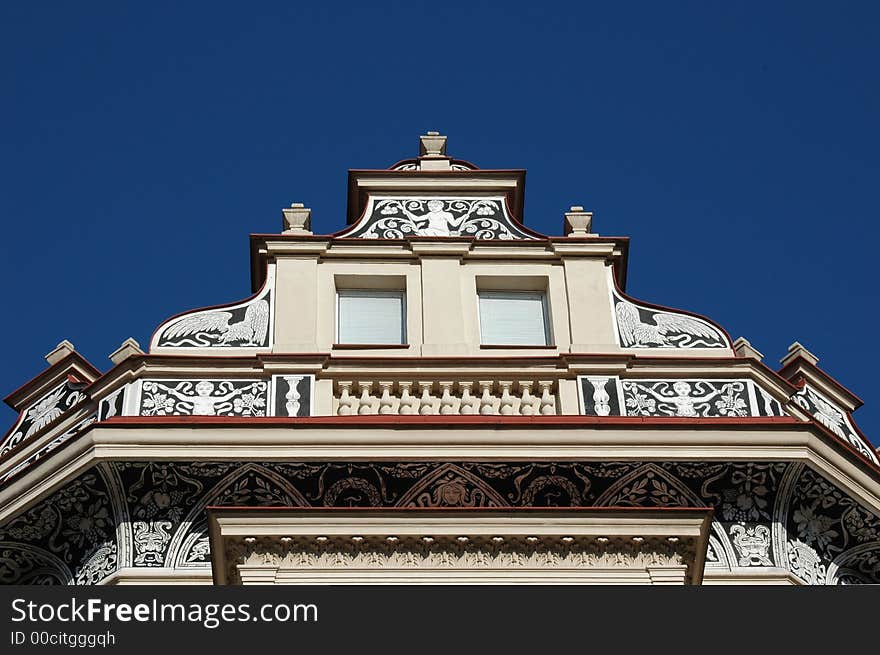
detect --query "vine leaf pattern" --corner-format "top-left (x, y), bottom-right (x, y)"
top-left (1, 460), bottom-right (878, 584)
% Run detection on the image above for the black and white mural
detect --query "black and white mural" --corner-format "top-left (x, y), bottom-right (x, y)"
top-left (2, 460), bottom-right (878, 584)
top-left (0, 379), bottom-right (89, 458)
top-left (151, 267), bottom-right (274, 350)
top-left (612, 292), bottom-right (729, 349)
top-left (792, 384), bottom-right (878, 465)
top-left (578, 376), bottom-right (785, 418)
top-left (137, 379), bottom-right (270, 417)
top-left (343, 196), bottom-right (536, 240)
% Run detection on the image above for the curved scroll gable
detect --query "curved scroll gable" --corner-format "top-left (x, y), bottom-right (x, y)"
top-left (150, 265), bottom-right (275, 352)
top-left (609, 270), bottom-right (731, 350)
top-left (0, 378), bottom-right (89, 459)
top-left (339, 196), bottom-right (541, 240)
top-left (791, 384), bottom-right (878, 465)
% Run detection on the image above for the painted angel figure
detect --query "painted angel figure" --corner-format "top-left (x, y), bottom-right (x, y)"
top-left (639, 381), bottom-right (723, 417)
top-left (400, 200), bottom-right (466, 236)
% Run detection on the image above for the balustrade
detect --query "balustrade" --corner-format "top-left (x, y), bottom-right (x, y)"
top-left (333, 380), bottom-right (557, 416)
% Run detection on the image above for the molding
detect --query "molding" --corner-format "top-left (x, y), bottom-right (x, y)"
top-left (2, 420), bottom-right (880, 526)
top-left (208, 508), bottom-right (712, 585)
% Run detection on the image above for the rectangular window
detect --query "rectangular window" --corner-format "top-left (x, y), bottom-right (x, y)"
top-left (337, 289), bottom-right (406, 345)
top-left (478, 290), bottom-right (550, 346)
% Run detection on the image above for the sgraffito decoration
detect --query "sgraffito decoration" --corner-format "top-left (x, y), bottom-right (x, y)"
top-left (343, 196), bottom-right (536, 240)
top-left (0, 412), bottom-right (97, 486)
top-left (578, 376), bottom-right (785, 418)
top-left (151, 268), bottom-right (274, 350)
top-left (270, 375), bottom-right (314, 417)
top-left (0, 379), bottom-right (89, 458)
top-left (611, 291), bottom-right (729, 349)
top-left (3, 459), bottom-right (878, 585)
top-left (791, 384), bottom-right (878, 465)
top-left (137, 379), bottom-right (269, 417)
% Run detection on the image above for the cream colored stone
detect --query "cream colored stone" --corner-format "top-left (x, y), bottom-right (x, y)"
top-left (45, 340), bottom-right (75, 365)
top-left (109, 338), bottom-right (143, 365)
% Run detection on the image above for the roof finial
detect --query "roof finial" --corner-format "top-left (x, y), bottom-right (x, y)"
top-left (419, 131), bottom-right (447, 158)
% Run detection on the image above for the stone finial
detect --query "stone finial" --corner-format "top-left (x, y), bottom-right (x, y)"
top-left (780, 341), bottom-right (819, 367)
top-left (45, 340), bottom-right (76, 366)
top-left (109, 338), bottom-right (144, 365)
top-left (732, 337), bottom-right (764, 361)
top-left (419, 131), bottom-right (447, 158)
top-left (564, 206), bottom-right (593, 236)
top-left (282, 202), bottom-right (312, 235)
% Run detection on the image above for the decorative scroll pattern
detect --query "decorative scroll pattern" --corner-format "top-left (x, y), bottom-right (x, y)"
top-left (153, 281), bottom-right (273, 349)
top-left (138, 380), bottom-right (268, 417)
top-left (344, 196), bottom-right (535, 240)
top-left (612, 293), bottom-right (728, 349)
top-left (391, 161), bottom-right (476, 171)
top-left (1, 380), bottom-right (88, 458)
top-left (792, 384), bottom-right (877, 465)
top-left (2, 460), bottom-right (878, 584)
top-left (578, 377), bottom-right (785, 418)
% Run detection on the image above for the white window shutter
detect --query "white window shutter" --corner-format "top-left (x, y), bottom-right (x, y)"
top-left (337, 290), bottom-right (405, 344)
top-left (478, 291), bottom-right (549, 345)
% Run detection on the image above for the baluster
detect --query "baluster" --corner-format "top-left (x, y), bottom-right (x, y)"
top-left (518, 381), bottom-right (535, 415)
top-left (399, 383), bottom-right (415, 415)
top-left (459, 382), bottom-right (476, 415)
top-left (418, 381), bottom-right (435, 415)
top-left (439, 381), bottom-right (456, 415)
top-left (590, 377), bottom-right (611, 416)
top-left (499, 381), bottom-right (515, 415)
top-left (538, 381), bottom-right (555, 415)
top-left (479, 381), bottom-right (496, 415)
top-left (358, 381), bottom-right (374, 415)
top-left (378, 381), bottom-right (395, 415)
top-left (338, 381), bottom-right (354, 416)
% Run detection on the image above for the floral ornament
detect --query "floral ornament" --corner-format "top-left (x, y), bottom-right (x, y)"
top-left (715, 385), bottom-right (748, 417)
top-left (805, 390), bottom-right (846, 438)
top-left (842, 507), bottom-right (880, 543)
top-left (141, 391), bottom-right (176, 416)
top-left (24, 386), bottom-right (68, 437)
top-left (720, 466), bottom-right (770, 522)
top-left (625, 391), bottom-right (656, 416)
top-left (62, 501), bottom-right (111, 548)
top-left (793, 502), bottom-right (839, 549)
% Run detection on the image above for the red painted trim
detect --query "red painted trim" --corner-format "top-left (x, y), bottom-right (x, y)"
top-left (3, 352), bottom-right (102, 409)
top-left (101, 414), bottom-right (801, 428)
top-left (778, 359), bottom-right (864, 408)
top-left (610, 267), bottom-right (735, 349)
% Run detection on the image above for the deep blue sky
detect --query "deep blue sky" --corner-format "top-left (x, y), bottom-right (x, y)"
top-left (1, 2), bottom-right (877, 443)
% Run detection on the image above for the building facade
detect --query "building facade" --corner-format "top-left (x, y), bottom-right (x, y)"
top-left (1, 133), bottom-right (878, 585)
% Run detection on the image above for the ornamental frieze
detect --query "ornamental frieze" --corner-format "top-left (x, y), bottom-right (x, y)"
top-left (342, 196), bottom-right (536, 240)
top-left (2, 460), bottom-right (878, 585)
top-left (792, 384), bottom-right (877, 464)
top-left (611, 291), bottom-right (729, 349)
top-left (0, 378), bottom-right (89, 458)
top-left (578, 376), bottom-right (785, 418)
top-left (137, 379), bottom-right (269, 417)
top-left (151, 267), bottom-right (275, 350)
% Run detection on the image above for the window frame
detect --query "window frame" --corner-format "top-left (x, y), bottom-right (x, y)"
top-left (476, 289), bottom-right (551, 346)
top-left (335, 288), bottom-right (407, 346)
